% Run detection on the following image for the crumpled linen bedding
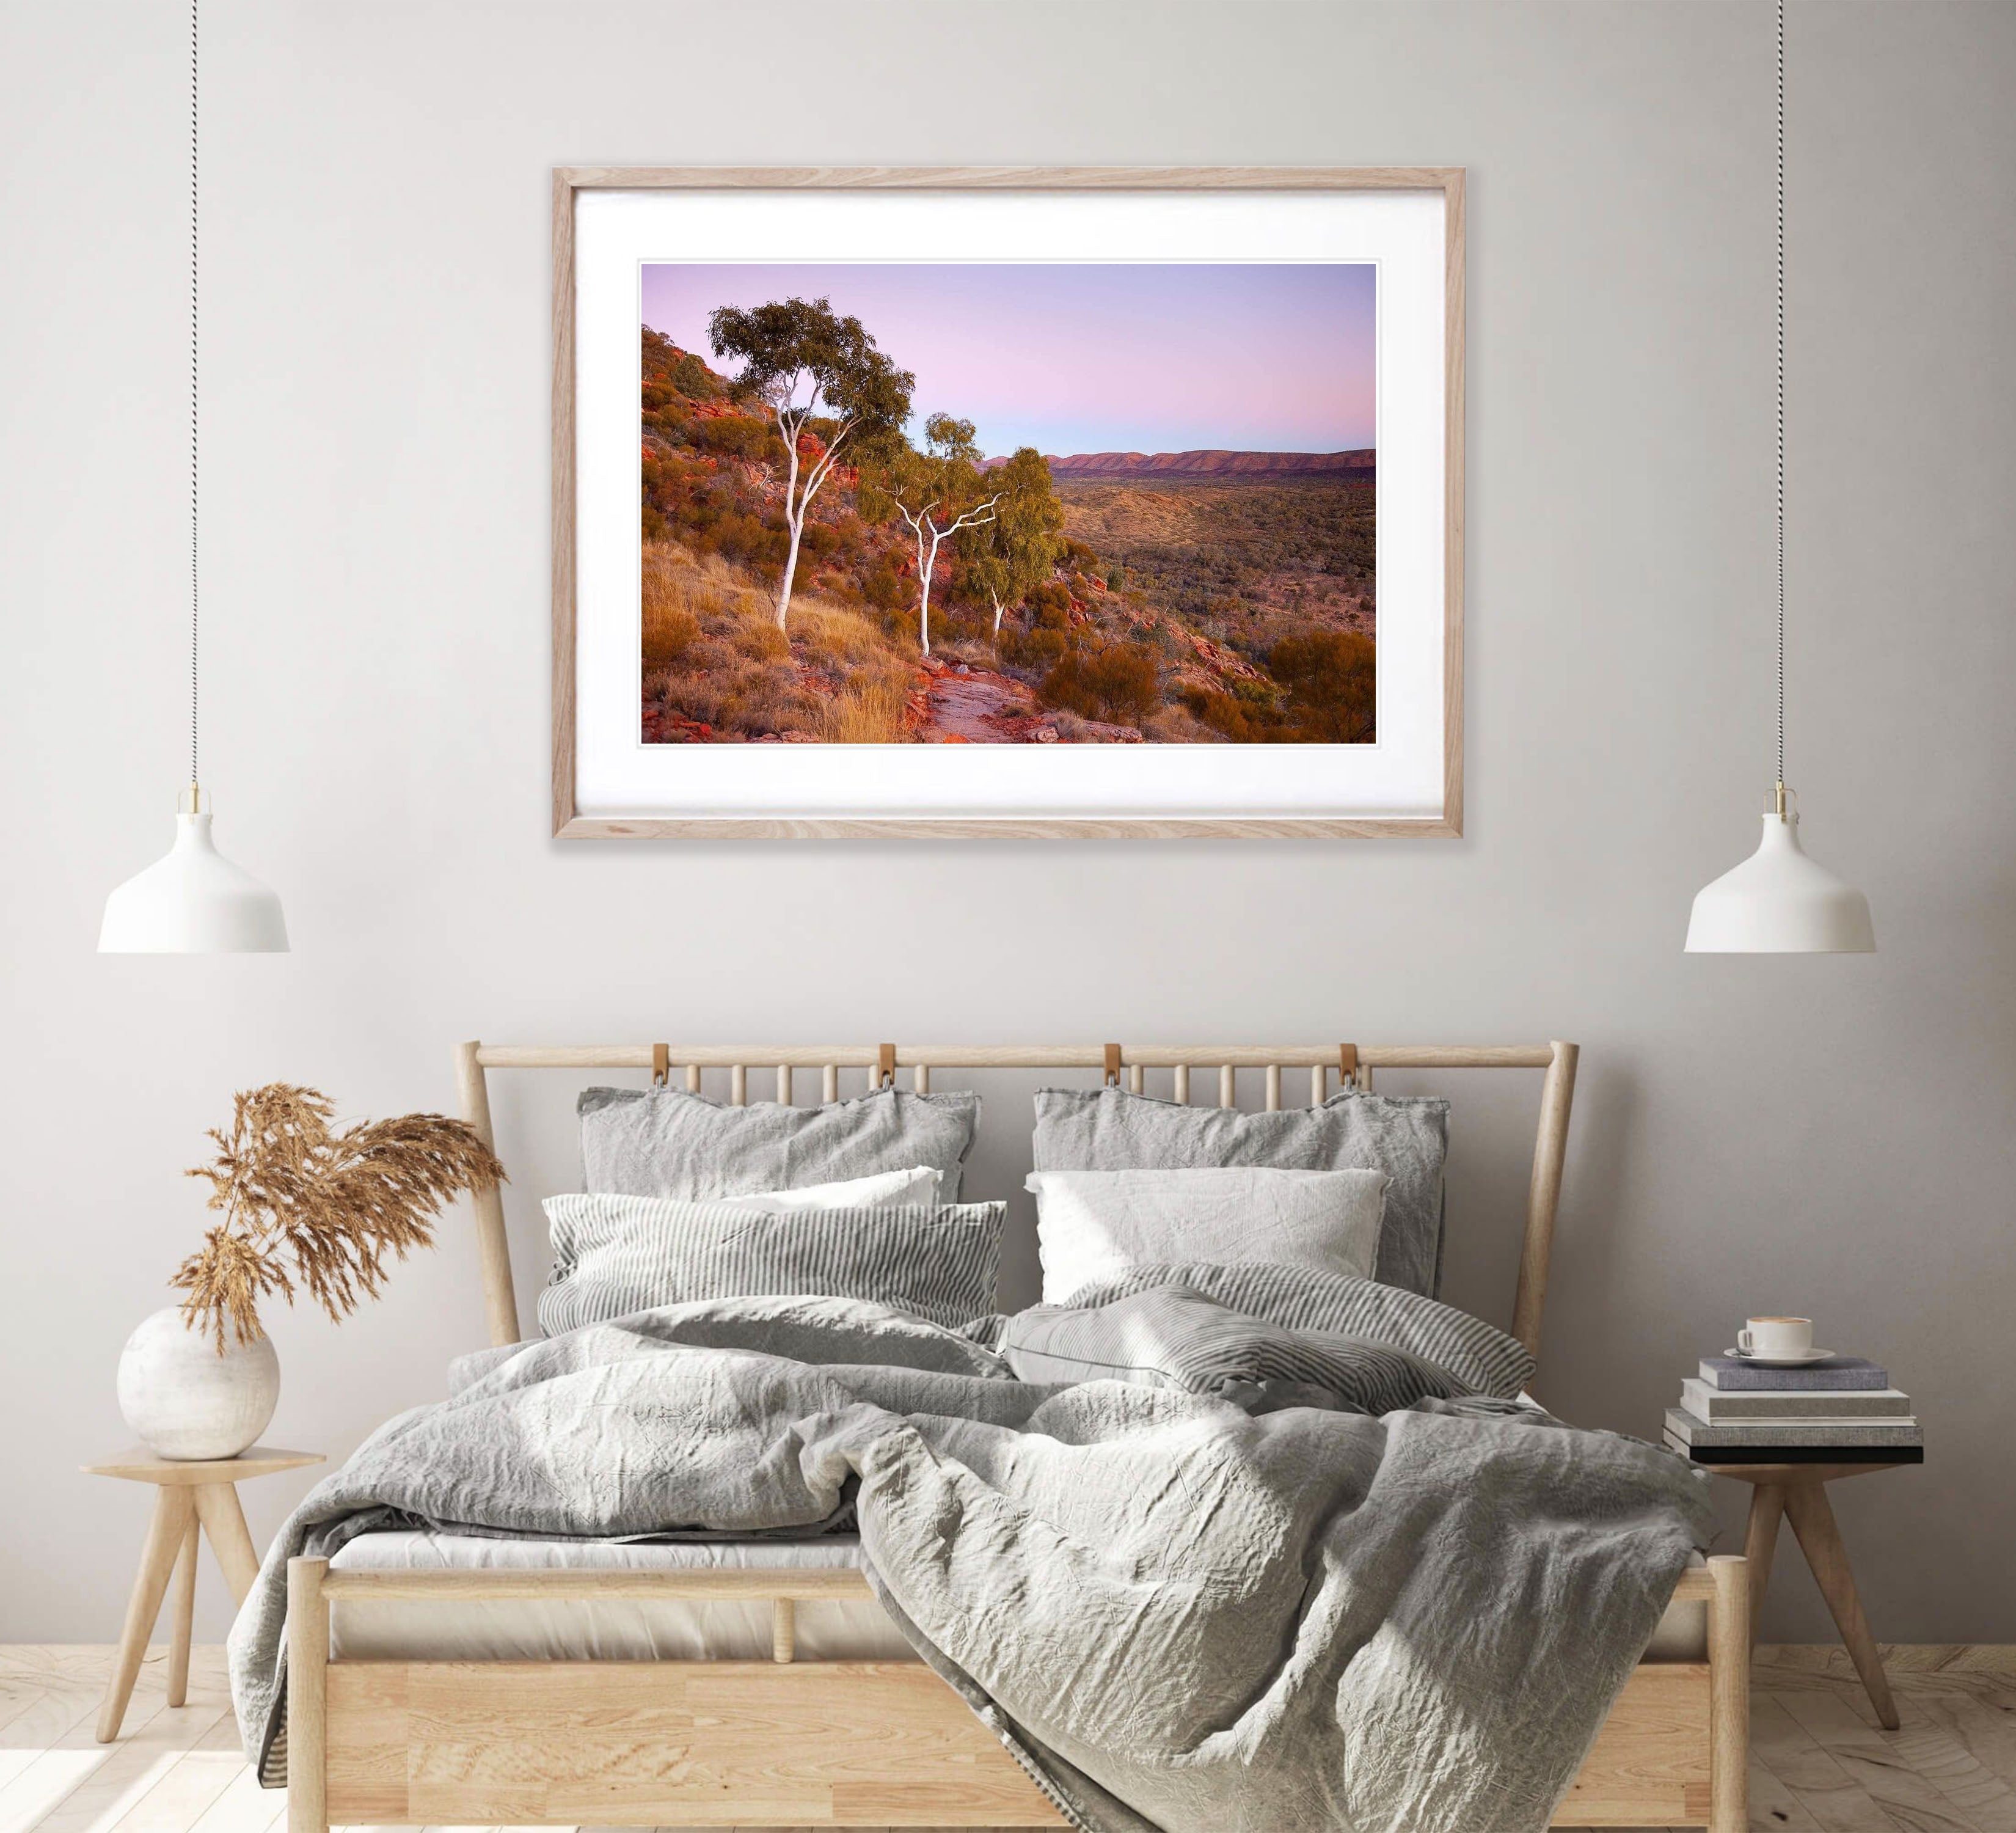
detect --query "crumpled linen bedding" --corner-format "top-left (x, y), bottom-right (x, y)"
top-left (229, 1282), bottom-right (1709, 1833)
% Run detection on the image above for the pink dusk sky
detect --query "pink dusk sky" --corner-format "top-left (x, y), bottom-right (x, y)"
top-left (640, 262), bottom-right (1375, 459)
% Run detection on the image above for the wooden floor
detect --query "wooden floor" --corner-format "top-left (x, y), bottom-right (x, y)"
top-left (4, 1645), bottom-right (2014, 1833)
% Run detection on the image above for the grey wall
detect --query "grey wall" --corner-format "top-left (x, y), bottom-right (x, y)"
top-left (3, 0), bottom-right (2012, 1645)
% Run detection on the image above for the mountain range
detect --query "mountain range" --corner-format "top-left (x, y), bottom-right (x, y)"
top-left (1002, 448), bottom-right (1376, 480)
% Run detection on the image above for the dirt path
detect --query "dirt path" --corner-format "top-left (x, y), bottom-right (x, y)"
top-left (912, 659), bottom-right (1146, 744)
top-left (918, 664), bottom-right (1052, 743)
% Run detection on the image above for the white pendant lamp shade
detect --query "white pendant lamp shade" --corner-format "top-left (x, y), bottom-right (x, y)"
top-left (100, 793), bottom-right (288, 954)
top-left (1685, 810), bottom-right (1874, 954)
top-left (1684, 0), bottom-right (1873, 956)
top-left (100, 0), bottom-right (289, 954)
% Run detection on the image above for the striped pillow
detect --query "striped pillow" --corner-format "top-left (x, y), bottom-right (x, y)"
top-left (996, 1285), bottom-right (1480, 1416)
top-left (539, 1194), bottom-right (1004, 1336)
top-left (1050, 1261), bottom-right (1535, 1399)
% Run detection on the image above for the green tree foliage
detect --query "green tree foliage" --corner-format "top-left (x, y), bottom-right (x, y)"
top-left (955, 448), bottom-right (1067, 637)
top-left (860, 414), bottom-right (1003, 657)
top-left (706, 297), bottom-right (914, 629)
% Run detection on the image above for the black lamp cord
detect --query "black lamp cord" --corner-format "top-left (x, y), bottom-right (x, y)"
top-left (1775, 0), bottom-right (1786, 794)
top-left (188, 0), bottom-right (200, 794)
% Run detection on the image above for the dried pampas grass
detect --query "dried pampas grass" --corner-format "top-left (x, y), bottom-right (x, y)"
top-left (174, 1084), bottom-right (507, 1351)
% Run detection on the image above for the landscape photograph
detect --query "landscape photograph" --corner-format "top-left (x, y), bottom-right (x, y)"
top-left (637, 262), bottom-right (1376, 745)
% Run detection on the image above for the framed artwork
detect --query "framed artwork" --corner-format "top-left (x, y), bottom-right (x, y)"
top-left (553, 166), bottom-right (1463, 838)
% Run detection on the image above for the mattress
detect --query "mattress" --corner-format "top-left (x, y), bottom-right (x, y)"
top-left (327, 1529), bottom-right (1709, 1663)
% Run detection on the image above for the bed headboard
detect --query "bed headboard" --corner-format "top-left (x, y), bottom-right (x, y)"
top-left (454, 1040), bottom-right (1580, 1367)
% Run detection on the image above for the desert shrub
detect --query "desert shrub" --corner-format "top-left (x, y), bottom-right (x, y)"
top-left (690, 414), bottom-right (770, 459)
top-left (1027, 582), bottom-right (1072, 629)
top-left (705, 510), bottom-right (789, 572)
top-left (1267, 629), bottom-right (1376, 743)
top-left (643, 400), bottom-right (692, 443)
top-left (1105, 565), bottom-right (1125, 590)
top-left (1042, 641), bottom-right (1160, 726)
top-left (1177, 680), bottom-right (1291, 742)
top-left (672, 353), bottom-right (718, 399)
top-left (934, 607), bottom-right (992, 649)
top-left (999, 626), bottom-right (1070, 671)
top-left (861, 561), bottom-right (906, 610)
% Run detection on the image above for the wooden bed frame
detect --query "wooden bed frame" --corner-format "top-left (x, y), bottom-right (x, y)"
top-left (285, 1041), bottom-right (1748, 1832)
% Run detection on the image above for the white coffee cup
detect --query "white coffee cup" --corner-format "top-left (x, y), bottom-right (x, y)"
top-left (1739, 1316), bottom-right (1814, 1359)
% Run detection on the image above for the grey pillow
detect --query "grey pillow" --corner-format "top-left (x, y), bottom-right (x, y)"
top-left (1032, 1086), bottom-right (1448, 1295)
top-left (1040, 1097), bottom-right (1452, 1290)
top-left (580, 1085), bottom-right (980, 1204)
top-left (1049, 1261), bottom-right (1535, 1400)
top-left (539, 1194), bottom-right (1006, 1335)
top-left (995, 1284), bottom-right (1480, 1415)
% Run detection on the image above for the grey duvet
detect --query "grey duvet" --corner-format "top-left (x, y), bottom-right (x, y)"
top-left (229, 1280), bottom-right (1710, 1833)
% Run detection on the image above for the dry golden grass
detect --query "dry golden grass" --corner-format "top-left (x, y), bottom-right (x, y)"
top-left (818, 672), bottom-right (913, 743)
top-left (733, 619), bottom-right (791, 664)
top-left (641, 544), bottom-right (734, 667)
top-left (643, 541), bottom-right (918, 743)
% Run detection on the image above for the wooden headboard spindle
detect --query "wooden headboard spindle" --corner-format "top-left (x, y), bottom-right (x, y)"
top-left (455, 1041), bottom-right (1580, 1371)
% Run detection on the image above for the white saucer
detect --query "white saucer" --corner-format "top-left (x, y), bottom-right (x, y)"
top-left (1725, 1347), bottom-right (1836, 1367)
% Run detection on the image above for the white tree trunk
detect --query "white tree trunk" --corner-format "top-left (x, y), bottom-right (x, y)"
top-left (771, 414), bottom-right (804, 631)
top-left (991, 590), bottom-right (1005, 637)
top-left (776, 515), bottom-right (804, 631)
top-left (917, 530), bottom-right (940, 657)
top-left (766, 401), bottom-right (850, 633)
top-left (902, 494), bottom-right (1000, 659)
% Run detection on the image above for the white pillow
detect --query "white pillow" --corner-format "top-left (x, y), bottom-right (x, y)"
top-left (1026, 1166), bottom-right (1389, 1303)
top-left (724, 1165), bottom-right (941, 1210)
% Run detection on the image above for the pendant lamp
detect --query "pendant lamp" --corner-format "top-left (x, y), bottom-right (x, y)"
top-left (100, 0), bottom-right (287, 954)
top-left (1685, 0), bottom-right (1872, 956)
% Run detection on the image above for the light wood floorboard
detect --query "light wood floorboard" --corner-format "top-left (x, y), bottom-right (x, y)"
top-left (5, 1647), bottom-right (2015, 1833)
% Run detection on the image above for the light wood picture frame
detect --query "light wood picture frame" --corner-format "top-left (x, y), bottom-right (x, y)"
top-left (552, 166), bottom-right (1465, 839)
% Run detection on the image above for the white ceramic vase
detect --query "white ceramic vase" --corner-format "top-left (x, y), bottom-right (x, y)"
top-left (117, 1307), bottom-right (280, 1460)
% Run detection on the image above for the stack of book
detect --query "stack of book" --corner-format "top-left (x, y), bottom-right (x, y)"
top-left (1665, 1356), bottom-right (1923, 1463)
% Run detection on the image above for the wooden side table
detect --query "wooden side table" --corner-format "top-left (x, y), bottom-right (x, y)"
top-left (1704, 1458), bottom-right (1911, 1730)
top-left (85, 1443), bottom-right (323, 1742)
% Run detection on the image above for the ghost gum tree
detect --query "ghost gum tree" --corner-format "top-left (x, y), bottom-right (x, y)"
top-left (863, 414), bottom-right (1004, 658)
top-left (958, 447), bottom-right (1067, 636)
top-left (706, 297), bottom-right (914, 631)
